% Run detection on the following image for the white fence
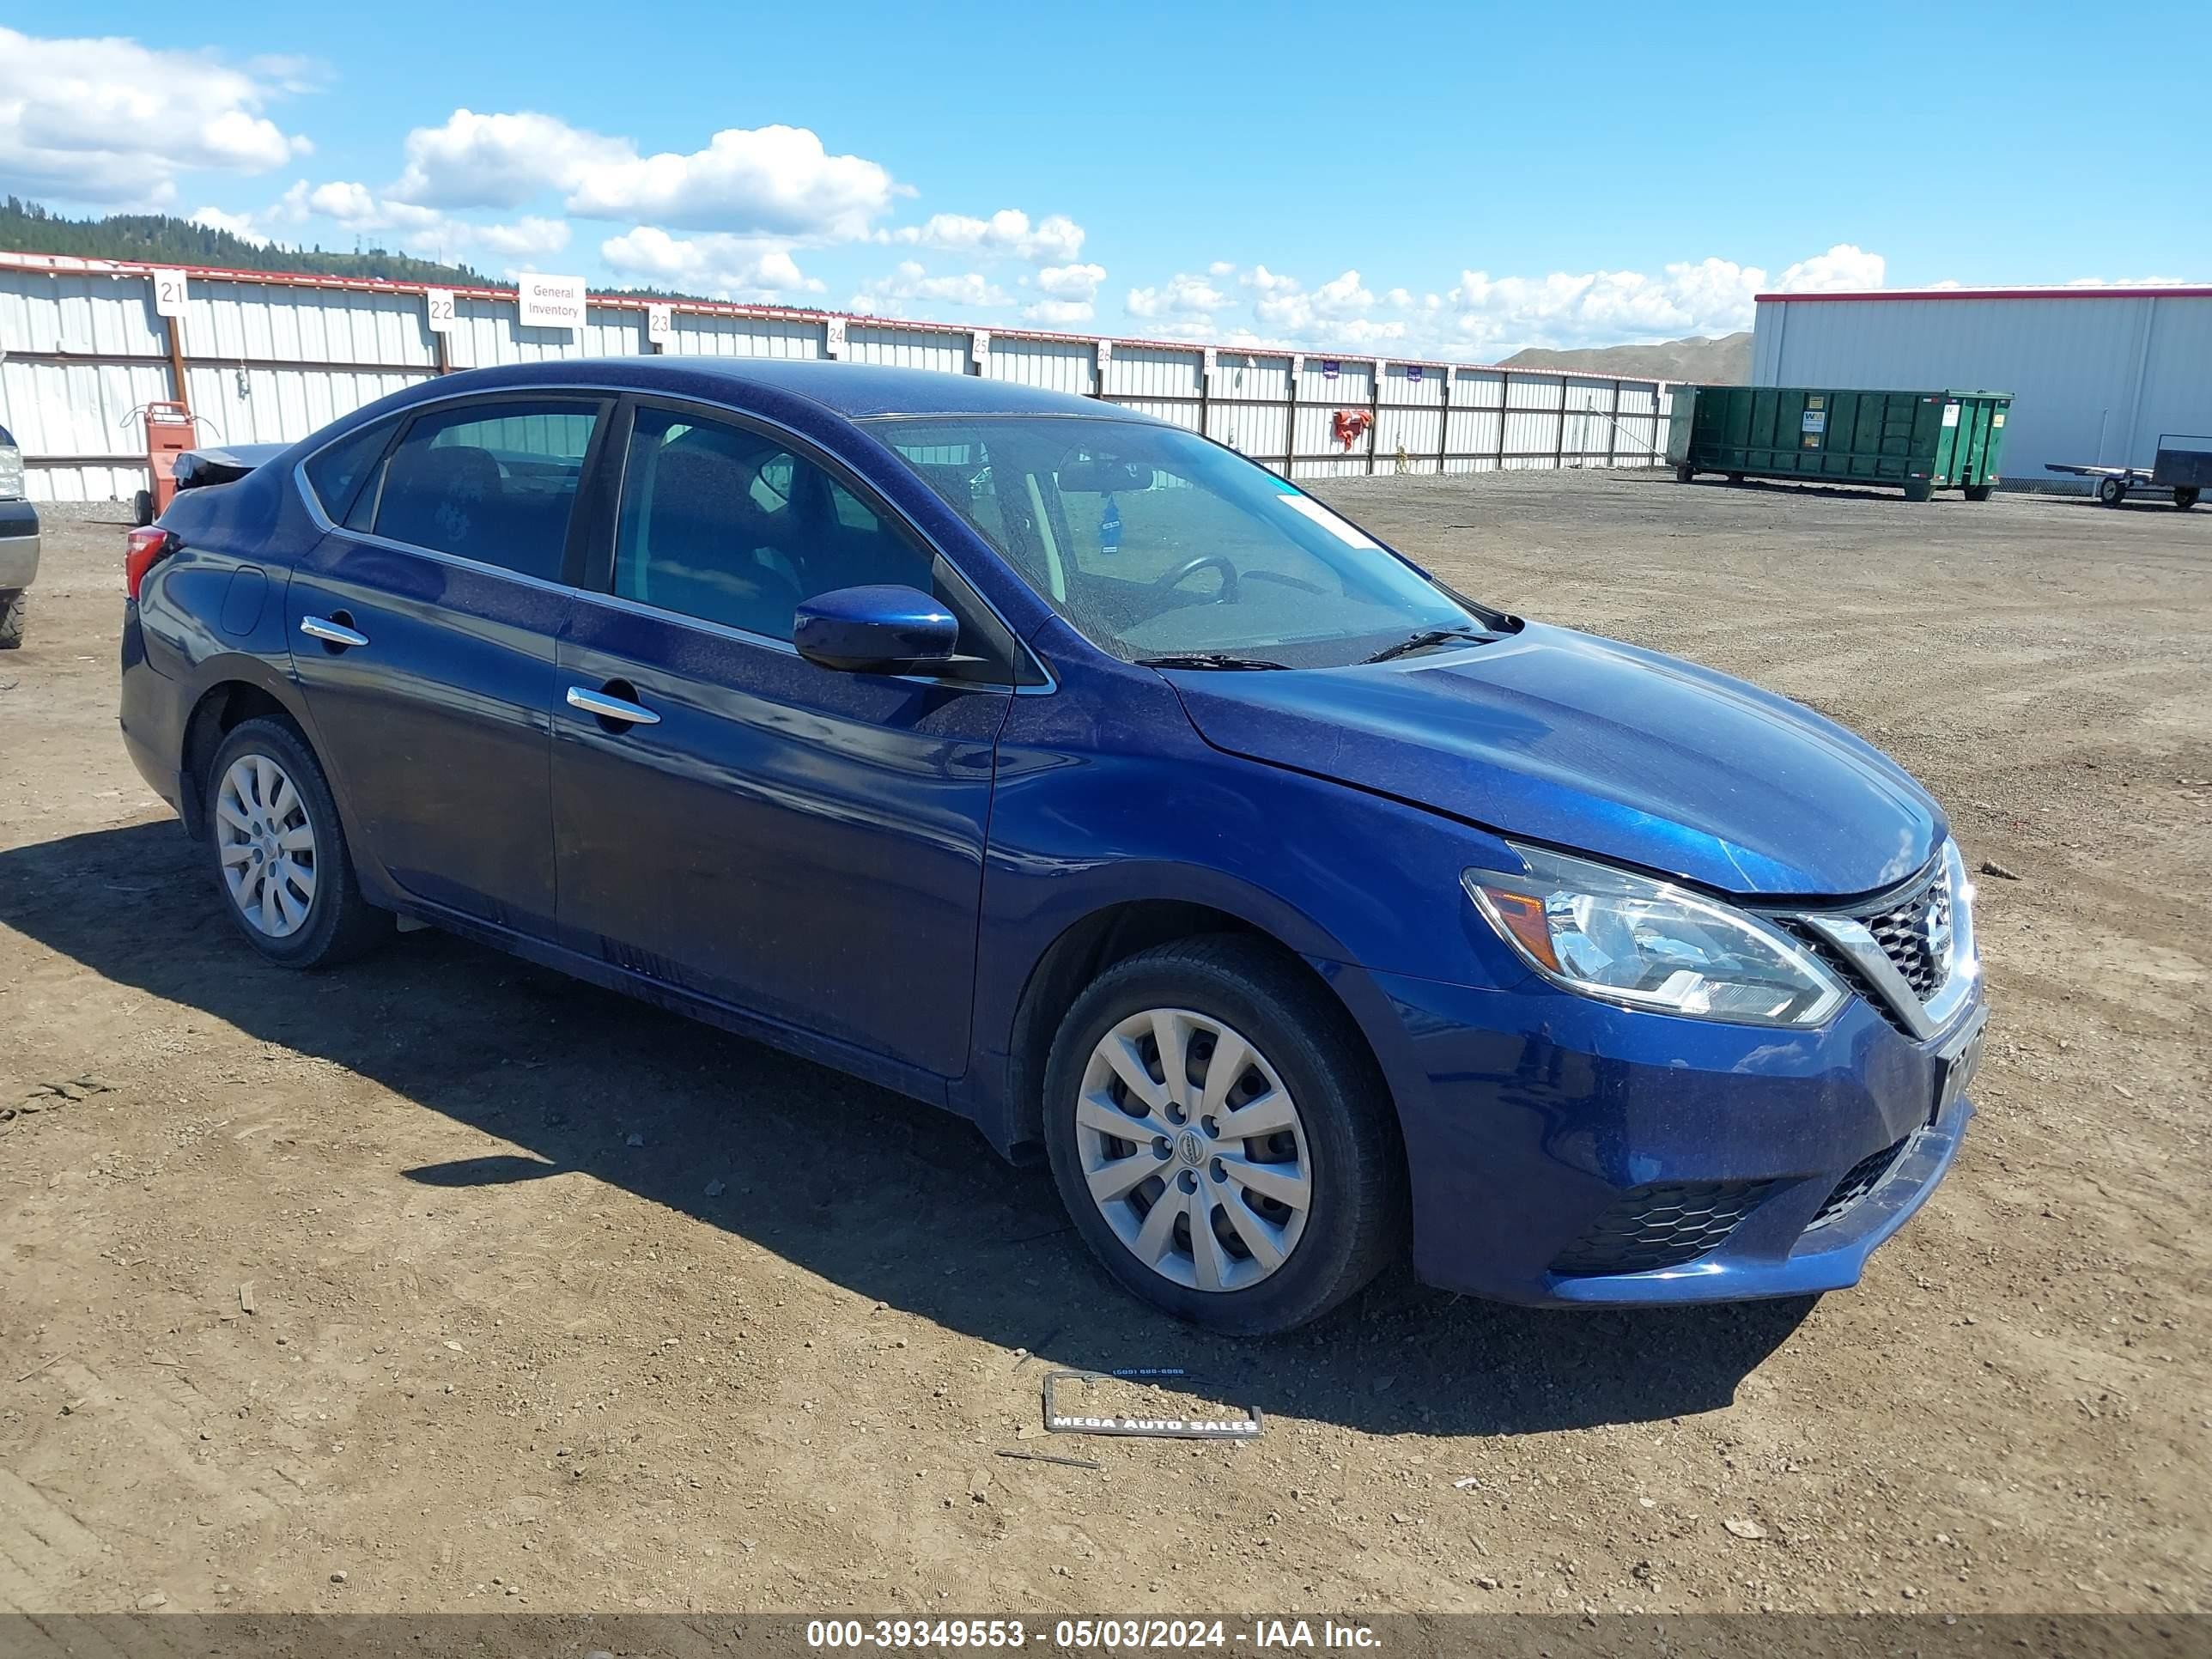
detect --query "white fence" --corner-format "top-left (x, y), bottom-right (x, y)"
top-left (0, 252), bottom-right (1676, 503)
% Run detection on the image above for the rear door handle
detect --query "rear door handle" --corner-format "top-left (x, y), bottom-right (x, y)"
top-left (566, 684), bottom-right (661, 726)
top-left (300, 616), bottom-right (370, 649)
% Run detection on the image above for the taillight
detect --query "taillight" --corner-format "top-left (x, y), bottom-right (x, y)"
top-left (125, 526), bottom-right (174, 600)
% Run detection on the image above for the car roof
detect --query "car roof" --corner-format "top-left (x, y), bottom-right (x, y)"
top-left (422, 356), bottom-right (1166, 425)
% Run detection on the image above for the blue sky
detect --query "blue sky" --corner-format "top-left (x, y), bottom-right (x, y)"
top-left (4, 1), bottom-right (2203, 359)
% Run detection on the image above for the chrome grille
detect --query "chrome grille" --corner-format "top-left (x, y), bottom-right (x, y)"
top-left (1859, 878), bottom-right (1951, 999)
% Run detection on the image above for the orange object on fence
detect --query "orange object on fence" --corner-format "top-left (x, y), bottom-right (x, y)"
top-left (1331, 409), bottom-right (1373, 453)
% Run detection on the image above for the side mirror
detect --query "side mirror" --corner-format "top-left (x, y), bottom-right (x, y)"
top-left (793, 584), bottom-right (959, 673)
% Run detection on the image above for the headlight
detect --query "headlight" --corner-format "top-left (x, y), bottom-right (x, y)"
top-left (1464, 843), bottom-right (1846, 1026)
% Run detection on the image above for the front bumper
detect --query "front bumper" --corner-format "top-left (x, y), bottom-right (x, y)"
top-left (0, 499), bottom-right (38, 590)
top-left (1363, 967), bottom-right (1983, 1307)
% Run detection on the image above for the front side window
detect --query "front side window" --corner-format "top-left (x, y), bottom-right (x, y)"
top-left (369, 401), bottom-right (599, 580)
top-left (613, 406), bottom-right (933, 641)
top-left (864, 416), bottom-right (1480, 667)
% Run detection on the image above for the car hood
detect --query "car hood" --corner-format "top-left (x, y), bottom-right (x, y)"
top-left (1166, 622), bottom-right (1944, 897)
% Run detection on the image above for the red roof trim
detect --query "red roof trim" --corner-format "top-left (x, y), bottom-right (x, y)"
top-left (1757, 285), bottom-right (2212, 304)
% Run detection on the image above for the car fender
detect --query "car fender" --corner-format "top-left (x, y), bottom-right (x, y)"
top-left (956, 665), bottom-right (1537, 1153)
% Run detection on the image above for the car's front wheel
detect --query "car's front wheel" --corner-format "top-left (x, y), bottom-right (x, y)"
top-left (1042, 937), bottom-right (1406, 1334)
top-left (204, 716), bottom-right (392, 968)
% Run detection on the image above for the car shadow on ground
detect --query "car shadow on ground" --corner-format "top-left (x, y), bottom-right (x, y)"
top-left (1, 820), bottom-right (1813, 1437)
top-left (1646, 475), bottom-right (1948, 507)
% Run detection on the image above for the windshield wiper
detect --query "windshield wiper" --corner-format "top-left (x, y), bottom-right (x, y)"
top-left (1362, 626), bottom-right (1495, 665)
top-left (1134, 652), bottom-right (1292, 671)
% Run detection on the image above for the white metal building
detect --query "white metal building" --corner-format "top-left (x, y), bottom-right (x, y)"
top-left (0, 252), bottom-right (1676, 503)
top-left (1751, 285), bottom-right (2212, 489)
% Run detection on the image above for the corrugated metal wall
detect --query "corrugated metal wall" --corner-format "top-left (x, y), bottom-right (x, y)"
top-left (1750, 291), bottom-right (2212, 489)
top-left (0, 254), bottom-right (1674, 501)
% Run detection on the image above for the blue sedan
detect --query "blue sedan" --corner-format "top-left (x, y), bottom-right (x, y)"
top-left (117, 358), bottom-right (1985, 1334)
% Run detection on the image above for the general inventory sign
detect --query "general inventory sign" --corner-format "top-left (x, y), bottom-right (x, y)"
top-left (519, 274), bottom-right (587, 333)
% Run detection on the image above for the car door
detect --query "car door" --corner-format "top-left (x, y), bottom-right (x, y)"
top-left (288, 395), bottom-right (609, 937)
top-left (550, 398), bottom-right (1017, 1079)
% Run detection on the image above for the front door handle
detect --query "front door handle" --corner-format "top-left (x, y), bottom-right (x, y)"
top-left (300, 615), bottom-right (370, 649)
top-left (566, 684), bottom-right (661, 726)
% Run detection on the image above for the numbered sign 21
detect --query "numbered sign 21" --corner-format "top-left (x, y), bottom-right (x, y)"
top-left (152, 271), bottom-right (190, 319)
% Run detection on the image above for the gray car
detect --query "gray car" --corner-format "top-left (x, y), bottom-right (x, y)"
top-left (0, 423), bottom-right (35, 648)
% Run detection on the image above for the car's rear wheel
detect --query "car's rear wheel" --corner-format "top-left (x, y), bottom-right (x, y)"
top-left (1042, 936), bottom-right (1405, 1334)
top-left (205, 717), bottom-right (392, 968)
top-left (0, 589), bottom-right (24, 649)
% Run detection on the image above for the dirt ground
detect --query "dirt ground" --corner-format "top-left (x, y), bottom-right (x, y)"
top-left (1, 471), bottom-right (2206, 1619)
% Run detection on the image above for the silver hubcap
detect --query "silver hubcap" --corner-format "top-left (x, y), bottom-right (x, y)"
top-left (1075, 1007), bottom-right (1312, 1294)
top-left (216, 753), bottom-right (317, 938)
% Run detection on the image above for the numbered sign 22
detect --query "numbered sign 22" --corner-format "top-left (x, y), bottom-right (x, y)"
top-left (152, 271), bottom-right (191, 319)
top-left (425, 289), bottom-right (457, 334)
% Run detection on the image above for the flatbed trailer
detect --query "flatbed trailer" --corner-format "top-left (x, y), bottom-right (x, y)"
top-left (2045, 434), bottom-right (2210, 508)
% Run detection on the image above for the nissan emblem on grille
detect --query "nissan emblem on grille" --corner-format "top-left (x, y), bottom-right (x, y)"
top-left (1860, 876), bottom-right (1950, 999)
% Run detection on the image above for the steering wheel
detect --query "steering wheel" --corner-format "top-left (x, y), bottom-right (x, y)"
top-left (1153, 554), bottom-right (1239, 604)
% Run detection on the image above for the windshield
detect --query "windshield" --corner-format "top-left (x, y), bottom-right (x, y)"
top-left (863, 416), bottom-right (1485, 667)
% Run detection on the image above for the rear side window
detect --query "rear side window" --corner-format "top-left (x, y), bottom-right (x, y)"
top-left (302, 418), bottom-right (395, 523)
top-left (371, 401), bottom-right (600, 580)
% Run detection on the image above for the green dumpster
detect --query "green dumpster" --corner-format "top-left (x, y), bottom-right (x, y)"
top-left (1667, 386), bottom-right (2012, 501)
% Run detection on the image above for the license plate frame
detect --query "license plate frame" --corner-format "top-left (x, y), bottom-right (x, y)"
top-left (1932, 1004), bottom-right (1989, 1121)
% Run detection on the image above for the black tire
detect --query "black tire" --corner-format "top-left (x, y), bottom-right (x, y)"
top-left (0, 590), bottom-right (22, 649)
top-left (132, 489), bottom-right (155, 527)
top-left (203, 716), bottom-right (392, 969)
top-left (2098, 476), bottom-right (2126, 507)
top-left (1963, 484), bottom-right (1993, 502)
top-left (1674, 462), bottom-right (1695, 483)
top-left (1041, 935), bottom-right (1407, 1335)
top-left (1726, 471), bottom-right (1745, 484)
top-left (2176, 486), bottom-right (2199, 510)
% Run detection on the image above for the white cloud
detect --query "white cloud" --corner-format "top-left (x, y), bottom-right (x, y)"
top-left (2063, 273), bottom-right (2192, 288)
top-left (1036, 262), bottom-right (1105, 301)
top-left (600, 225), bottom-right (819, 299)
top-left (1441, 245), bottom-right (1887, 354)
top-left (1126, 271), bottom-right (1229, 324)
top-left (1773, 243), bottom-right (1886, 292)
top-left (566, 125), bottom-right (895, 239)
top-left (476, 216), bottom-right (571, 258)
top-left (1129, 244), bottom-right (1894, 361)
top-left (851, 260), bottom-right (1009, 316)
top-left (878, 209), bottom-right (1084, 264)
top-left (390, 109), bottom-right (630, 210)
top-left (188, 205), bottom-right (270, 246)
top-left (283, 179), bottom-right (445, 232)
top-left (1022, 299), bottom-right (1095, 325)
top-left (1253, 268), bottom-right (1376, 334)
top-left (0, 27), bottom-right (309, 205)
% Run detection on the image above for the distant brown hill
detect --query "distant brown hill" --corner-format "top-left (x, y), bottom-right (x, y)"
top-left (1501, 330), bottom-right (1751, 383)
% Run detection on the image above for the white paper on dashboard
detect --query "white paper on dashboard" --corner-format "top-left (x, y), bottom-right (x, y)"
top-left (1279, 495), bottom-right (1381, 549)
